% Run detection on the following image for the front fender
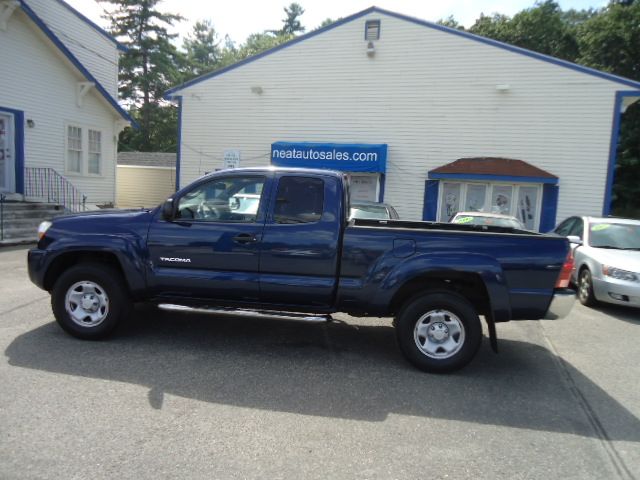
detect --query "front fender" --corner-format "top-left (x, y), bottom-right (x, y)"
top-left (31, 234), bottom-right (148, 295)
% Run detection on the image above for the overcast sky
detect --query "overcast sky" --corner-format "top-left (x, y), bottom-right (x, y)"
top-left (66, 0), bottom-right (608, 46)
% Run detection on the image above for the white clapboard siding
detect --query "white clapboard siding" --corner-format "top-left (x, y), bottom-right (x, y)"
top-left (176, 11), bottom-right (628, 221)
top-left (0, 9), bottom-right (120, 204)
top-left (25, 0), bottom-right (120, 98)
top-left (116, 166), bottom-right (175, 209)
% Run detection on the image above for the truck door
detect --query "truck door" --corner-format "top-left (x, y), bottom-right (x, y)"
top-left (259, 173), bottom-right (343, 308)
top-left (147, 173), bottom-right (270, 302)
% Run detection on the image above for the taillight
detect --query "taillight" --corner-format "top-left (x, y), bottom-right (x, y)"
top-left (555, 249), bottom-right (575, 288)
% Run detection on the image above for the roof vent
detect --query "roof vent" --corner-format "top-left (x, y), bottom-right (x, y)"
top-left (365, 20), bottom-right (380, 41)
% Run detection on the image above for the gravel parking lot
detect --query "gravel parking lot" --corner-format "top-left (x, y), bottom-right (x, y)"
top-left (1, 245), bottom-right (639, 480)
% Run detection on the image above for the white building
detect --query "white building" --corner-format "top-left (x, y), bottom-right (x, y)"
top-left (166, 6), bottom-right (640, 231)
top-left (0, 0), bottom-right (131, 208)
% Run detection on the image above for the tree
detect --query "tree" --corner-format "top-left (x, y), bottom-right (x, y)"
top-left (238, 32), bottom-right (293, 59)
top-left (183, 20), bottom-right (221, 80)
top-left (317, 18), bottom-right (337, 29)
top-left (280, 3), bottom-right (305, 35)
top-left (436, 16), bottom-right (464, 30)
top-left (98, 0), bottom-right (184, 151)
top-left (577, 1), bottom-right (640, 216)
top-left (470, 2), bottom-right (578, 61)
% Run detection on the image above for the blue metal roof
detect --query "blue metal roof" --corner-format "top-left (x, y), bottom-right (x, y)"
top-left (165, 5), bottom-right (640, 99)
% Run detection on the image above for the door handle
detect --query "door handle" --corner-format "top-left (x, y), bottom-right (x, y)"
top-left (233, 233), bottom-right (258, 244)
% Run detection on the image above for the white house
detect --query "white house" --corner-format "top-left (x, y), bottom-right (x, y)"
top-left (0, 0), bottom-right (131, 209)
top-left (165, 6), bottom-right (640, 232)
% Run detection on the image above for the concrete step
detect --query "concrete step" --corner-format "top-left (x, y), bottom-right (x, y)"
top-left (0, 201), bottom-right (67, 243)
top-left (1, 209), bottom-right (65, 221)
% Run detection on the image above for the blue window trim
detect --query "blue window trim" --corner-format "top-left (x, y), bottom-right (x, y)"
top-left (175, 96), bottom-right (183, 191)
top-left (52, 0), bottom-right (128, 52)
top-left (0, 106), bottom-right (25, 195)
top-left (165, 6), bottom-right (640, 99)
top-left (423, 180), bottom-right (439, 221)
top-left (364, 19), bottom-right (381, 41)
top-left (603, 90), bottom-right (640, 216)
top-left (428, 172), bottom-right (558, 185)
top-left (18, 1), bottom-right (136, 127)
top-left (378, 174), bottom-right (385, 202)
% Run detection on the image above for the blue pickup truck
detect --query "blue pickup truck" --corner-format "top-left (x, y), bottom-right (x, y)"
top-left (28, 168), bottom-right (575, 372)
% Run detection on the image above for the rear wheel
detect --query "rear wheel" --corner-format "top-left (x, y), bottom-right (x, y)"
top-left (395, 291), bottom-right (482, 373)
top-left (51, 263), bottom-right (131, 340)
top-left (578, 268), bottom-right (598, 307)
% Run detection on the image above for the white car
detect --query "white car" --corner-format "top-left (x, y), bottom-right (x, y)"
top-left (553, 216), bottom-right (640, 308)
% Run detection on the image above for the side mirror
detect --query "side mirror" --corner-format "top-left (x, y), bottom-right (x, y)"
top-left (162, 198), bottom-right (175, 221)
top-left (567, 235), bottom-right (582, 246)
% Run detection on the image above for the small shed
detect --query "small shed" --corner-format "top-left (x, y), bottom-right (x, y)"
top-left (116, 152), bottom-right (176, 208)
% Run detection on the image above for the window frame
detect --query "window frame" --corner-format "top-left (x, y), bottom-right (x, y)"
top-left (270, 175), bottom-right (326, 225)
top-left (65, 124), bottom-right (83, 175)
top-left (436, 181), bottom-right (543, 230)
top-left (87, 129), bottom-right (102, 176)
top-left (364, 19), bottom-right (381, 41)
top-left (174, 174), bottom-right (267, 224)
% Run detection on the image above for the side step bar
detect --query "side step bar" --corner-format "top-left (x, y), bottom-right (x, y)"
top-left (158, 303), bottom-right (333, 323)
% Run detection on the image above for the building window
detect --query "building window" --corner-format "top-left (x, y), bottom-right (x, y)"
top-left (67, 126), bottom-right (82, 173)
top-left (365, 20), bottom-right (380, 41)
top-left (438, 182), bottom-right (542, 230)
top-left (88, 129), bottom-right (101, 174)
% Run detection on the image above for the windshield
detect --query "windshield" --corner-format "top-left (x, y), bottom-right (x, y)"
top-left (452, 215), bottom-right (523, 229)
top-left (350, 205), bottom-right (390, 220)
top-left (588, 222), bottom-right (640, 249)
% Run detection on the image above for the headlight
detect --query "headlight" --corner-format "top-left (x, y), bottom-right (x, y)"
top-left (37, 221), bottom-right (52, 241)
top-left (602, 265), bottom-right (638, 282)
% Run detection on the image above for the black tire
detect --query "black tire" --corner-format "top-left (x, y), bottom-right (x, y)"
top-left (395, 291), bottom-right (482, 373)
top-left (578, 268), bottom-right (598, 307)
top-left (51, 263), bottom-right (131, 340)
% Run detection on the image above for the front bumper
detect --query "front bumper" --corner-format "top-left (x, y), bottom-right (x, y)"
top-left (593, 277), bottom-right (640, 308)
top-left (544, 288), bottom-right (576, 319)
top-left (27, 248), bottom-right (48, 290)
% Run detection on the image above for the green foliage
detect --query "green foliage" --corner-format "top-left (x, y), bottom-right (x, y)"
top-left (280, 3), bottom-right (305, 35)
top-left (577, 1), bottom-right (640, 80)
top-left (470, 1), bottom-right (578, 61)
top-left (98, 0), bottom-right (184, 151)
top-left (317, 18), bottom-right (337, 29)
top-left (182, 20), bottom-right (220, 80)
top-left (436, 16), bottom-right (464, 30)
top-left (238, 32), bottom-right (293, 60)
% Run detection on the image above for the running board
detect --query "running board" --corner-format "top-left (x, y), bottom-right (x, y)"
top-left (157, 303), bottom-right (333, 323)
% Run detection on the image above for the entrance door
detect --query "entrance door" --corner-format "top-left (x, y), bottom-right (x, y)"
top-left (0, 112), bottom-right (15, 193)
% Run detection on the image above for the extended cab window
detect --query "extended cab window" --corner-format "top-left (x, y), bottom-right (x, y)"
top-left (274, 177), bottom-right (324, 224)
top-left (176, 176), bottom-right (265, 222)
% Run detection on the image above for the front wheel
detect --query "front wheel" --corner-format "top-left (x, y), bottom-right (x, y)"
top-left (578, 268), bottom-right (598, 307)
top-left (395, 291), bottom-right (482, 373)
top-left (51, 263), bottom-right (131, 340)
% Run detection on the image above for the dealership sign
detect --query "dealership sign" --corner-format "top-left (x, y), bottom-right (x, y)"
top-left (271, 142), bottom-right (387, 173)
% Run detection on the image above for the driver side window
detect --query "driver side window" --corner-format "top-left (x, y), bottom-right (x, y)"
top-left (176, 175), bottom-right (265, 223)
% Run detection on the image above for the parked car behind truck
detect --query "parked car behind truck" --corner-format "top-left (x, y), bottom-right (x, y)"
top-left (553, 216), bottom-right (640, 308)
top-left (29, 168), bottom-right (575, 373)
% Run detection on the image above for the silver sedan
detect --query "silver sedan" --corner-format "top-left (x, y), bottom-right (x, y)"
top-left (553, 216), bottom-right (640, 308)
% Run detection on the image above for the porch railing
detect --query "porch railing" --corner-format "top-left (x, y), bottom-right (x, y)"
top-left (24, 167), bottom-right (87, 213)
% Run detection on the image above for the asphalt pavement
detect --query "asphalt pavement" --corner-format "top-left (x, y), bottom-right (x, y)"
top-left (1, 245), bottom-right (638, 480)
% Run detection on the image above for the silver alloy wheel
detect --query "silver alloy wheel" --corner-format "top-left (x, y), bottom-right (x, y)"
top-left (65, 281), bottom-right (110, 327)
top-left (579, 271), bottom-right (591, 303)
top-left (413, 309), bottom-right (465, 359)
